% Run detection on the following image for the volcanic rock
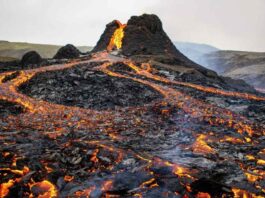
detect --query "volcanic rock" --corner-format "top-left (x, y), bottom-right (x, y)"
top-left (19, 62), bottom-right (162, 110)
top-left (20, 51), bottom-right (42, 67)
top-left (93, 14), bottom-right (214, 73)
top-left (0, 99), bottom-right (24, 117)
top-left (53, 44), bottom-right (80, 59)
top-left (122, 14), bottom-right (182, 57)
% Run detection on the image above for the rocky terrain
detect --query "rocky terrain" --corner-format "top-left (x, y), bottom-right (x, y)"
top-left (53, 44), bottom-right (81, 60)
top-left (0, 14), bottom-right (265, 198)
top-left (20, 62), bottom-right (161, 110)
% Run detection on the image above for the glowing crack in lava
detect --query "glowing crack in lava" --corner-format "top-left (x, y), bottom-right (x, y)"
top-left (107, 20), bottom-right (126, 51)
top-left (29, 180), bottom-right (58, 198)
top-left (0, 166), bottom-right (29, 197)
top-left (0, 50), bottom-right (265, 197)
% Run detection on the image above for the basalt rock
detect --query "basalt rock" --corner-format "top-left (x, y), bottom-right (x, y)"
top-left (53, 44), bottom-right (80, 59)
top-left (19, 62), bottom-right (162, 110)
top-left (122, 14), bottom-right (182, 58)
top-left (20, 51), bottom-right (42, 67)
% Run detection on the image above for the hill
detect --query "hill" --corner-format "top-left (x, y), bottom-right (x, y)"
top-left (201, 50), bottom-right (265, 89)
top-left (0, 40), bottom-right (92, 60)
top-left (174, 42), bottom-right (265, 90)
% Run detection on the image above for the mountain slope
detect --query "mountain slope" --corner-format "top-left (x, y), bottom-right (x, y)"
top-left (201, 51), bottom-right (265, 89)
top-left (174, 41), bottom-right (219, 66)
top-left (174, 42), bottom-right (265, 90)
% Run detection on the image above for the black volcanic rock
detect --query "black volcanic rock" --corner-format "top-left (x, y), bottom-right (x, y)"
top-left (19, 62), bottom-right (162, 110)
top-left (93, 14), bottom-right (204, 69)
top-left (122, 14), bottom-right (179, 57)
top-left (122, 14), bottom-right (201, 69)
top-left (20, 51), bottom-right (42, 67)
top-left (92, 20), bottom-right (121, 52)
top-left (93, 14), bottom-right (181, 57)
top-left (0, 99), bottom-right (24, 117)
top-left (53, 44), bottom-right (80, 59)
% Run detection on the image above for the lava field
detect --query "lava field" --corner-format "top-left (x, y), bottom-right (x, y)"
top-left (0, 14), bottom-right (265, 198)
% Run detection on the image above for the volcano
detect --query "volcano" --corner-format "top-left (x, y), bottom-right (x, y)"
top-left (93, 14), bottom-right (179, 56)
top-left (93, 14), bottom-right (201, 68)
top-left (93, 14), bottom-right (254, 93)
top-left (0, 14), bottom-right (265, 198)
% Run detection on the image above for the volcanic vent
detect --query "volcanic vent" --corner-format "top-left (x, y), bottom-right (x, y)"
top-left (1, 13), bottom-right (265, 198)
top-left (93, 14), bottom-right (200, 67)
top-left (92, 20), bottom-right (126, 52)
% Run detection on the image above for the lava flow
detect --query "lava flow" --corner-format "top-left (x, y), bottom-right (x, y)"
top-left (0, 22), bottom-right (265, 197)
top-left (107, 20), bottom-right (126, 51)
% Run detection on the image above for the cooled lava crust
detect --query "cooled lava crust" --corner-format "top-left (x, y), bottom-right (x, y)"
top-left (19, 62), bottom-right (162, 110)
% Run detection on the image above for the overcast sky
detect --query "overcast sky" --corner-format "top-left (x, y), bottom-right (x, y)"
top-left (0, 0), bottom-right (264, 51)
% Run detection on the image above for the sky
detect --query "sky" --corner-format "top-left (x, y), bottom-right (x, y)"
top-left (0, 0), bottom-right (265, 52)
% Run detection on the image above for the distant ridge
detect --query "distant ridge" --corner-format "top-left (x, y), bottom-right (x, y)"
top-left (0, 41), bottom-right (92, 60)
top-left (175, 41), bottom-right (265, 89)
top-left (174, 41), bottom-right (219, 66)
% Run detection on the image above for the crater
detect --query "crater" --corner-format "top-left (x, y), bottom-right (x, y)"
top-left (19, 63), bottom-right (162, 110)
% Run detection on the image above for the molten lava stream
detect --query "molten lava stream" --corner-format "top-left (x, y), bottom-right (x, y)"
top-left (0, 58), bottom-right (122, 135)
top-left (96, 59), bottom-right (265, 196)
top-left (0, 50), bottom-right (264, 197)
top-left (98, 61), bottom-right (263, 139)
top-left (133, 62), bottom-right (264, 136)
top-left (232, 188), bottom-right (264, 198)
top-left (126, 62), bottom-right (265, 101)
top-left (0, 71), bottom-right (17, 84)
top-left (107, 20), bottom-right (126, 51)
top-left (0, 59), bottom-right (92, 113)
top-left (0, 166), bottom-right (29, 197)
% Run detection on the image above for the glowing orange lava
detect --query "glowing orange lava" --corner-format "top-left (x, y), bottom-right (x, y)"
top-left (1, 51), bottom-right (265, 197)
top-left (0, 166), bottom-right (29, 197)
top-left (64, 175), bottom-right (74, 182)
top-left (74, 186), bottom-right (96, 197)
top-left (0, 179), bottom-right (15, 198)
top-left (232, 188), bottom-right (264, 198)
top-left (192, 134), bottom-right (215, 154)
top-left (29, 180), bottom-right (57, 198)
top-left (107, 21), bottom-right (126, 51)
top-left (196, 192), bottom-right (211, 198)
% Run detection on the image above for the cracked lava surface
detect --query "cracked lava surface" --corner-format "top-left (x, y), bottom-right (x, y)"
top-left (0, 51), bottom-right (265, 197)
